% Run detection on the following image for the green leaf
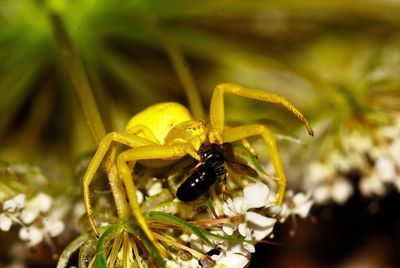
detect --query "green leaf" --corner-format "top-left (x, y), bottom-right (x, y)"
top-left (78, 235), bottom-right (98, 268)
top-left (146, 201), bottom-right (193, 218)
top-left (141, 189), bottom-right (174, 212)
top-left (56, 232), bottom-right (91, 268)
top-left (124, 221), bottom-right (166, 268)
top-left (95, 224), bottom-right (124, 268)
top-left (203, 229), bottom-right (254, 244)
top-left (143, 211), bottom-right (213, 246)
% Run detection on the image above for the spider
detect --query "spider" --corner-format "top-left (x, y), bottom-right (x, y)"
top-left (82, 83), bottom-right (313, 252)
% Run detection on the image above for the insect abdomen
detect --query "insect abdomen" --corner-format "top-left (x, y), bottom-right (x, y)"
top-left (176, 165), bottom-right (218, 202)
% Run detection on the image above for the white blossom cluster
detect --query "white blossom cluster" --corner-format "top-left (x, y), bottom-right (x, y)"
top-left (0, 192), bottom-right (65, 247)
top-left (304, 117), bottom-right (400, 204)
top-left (162, 180), bottom-right (313, 268)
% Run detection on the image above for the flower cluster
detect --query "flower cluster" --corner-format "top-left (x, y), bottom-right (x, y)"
top-left (0, 192), bottom-right (65, 247)
top-left (162, 180), bottom-right (313, 268)
top-left (304, 116), bottom-right (400, 204)
top-left (0, 163), bottom-right (66, 250)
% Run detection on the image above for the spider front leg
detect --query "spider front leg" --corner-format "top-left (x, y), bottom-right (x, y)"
top-left (116, 143), bottom-right (197, 254)
top-left (83, 131), bottom-right (156, 236)
top-left (208, 83), bottom-right (314, 144)
top-left (222, 124), bottom-right (286, 205)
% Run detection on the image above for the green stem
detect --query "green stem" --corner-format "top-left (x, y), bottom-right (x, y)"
top-left (148, 22), bottom-right (205, 119)
top-left (50, 14), bottom-right (130, 218)
top-left (49, 13), bottom-right (106, 144)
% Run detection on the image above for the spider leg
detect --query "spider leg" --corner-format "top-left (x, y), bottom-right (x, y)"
top-left (241, 138), bottom-right (258, 158)
top-left (166, 139), bottom-right (201, 161)
top-left (222, 124), bottom-right (286, 205)
top-left (208, 83), bottom-right (313, 144)
top-left (125, 124), bottom-right (160, 144)
top-left (83, 131), bottom-right (156, 236)
top-left (116, 144), bottom-right (190, 253)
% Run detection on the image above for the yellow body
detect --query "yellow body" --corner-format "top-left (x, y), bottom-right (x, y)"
top-left (82, 83), bottom-right (314, 255)
top-left (126, 102), bottom-right (193, 144)
top-left (125, 102), bottom-right (206, 166)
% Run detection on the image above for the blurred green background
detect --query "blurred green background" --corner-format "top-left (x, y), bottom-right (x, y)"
top-left (1, 0), bottom-right (400, 267)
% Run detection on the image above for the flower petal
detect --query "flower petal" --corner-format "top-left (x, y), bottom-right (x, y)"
top-left (360, 175), bottom-right (386, 196)
top-left (19, 226), bottom-right (43, 246)
top-left (243, 181), bottom-right (269, 210)
top-left (332, 178), bottom-right (353, 204)
top-left (223, 198), bottom-right (237, 217)
top-left (147, 180), bottom-right (163, 196)
top-left (374, 155), bottom-right (396, 182)
top-left (13, 194), bottom-right (26, 210)
top-left (20, 209), bottom-right (39, 225)
top-left (246, 212), bottom-right (276, 240)
top-left (246, 211), bottom-right (276, 227)
top-left (136, 190), bottom-right (144, 205)
top-left (218, 253), bottom-right (250, 268)
top-left (293, 193), bottom-right (313, 218)
top-left (3, 194), bottom-right (26, 212)
top-left (34, 193), bottom-right (52, 213)
top-left (238, 222), bottom-right (247, 237)
top-left (243, 231), bottom-right (255, 253)
top-left (222, 225), bottom-right (234, 236)
top-left (0, 214), bottom-right (12, 231)
top-left (313, 185), bottom-right (330, 204)
top-left (190, 233), bottom-right (214, 253)
top-left (43, 218), bottom-right (65, 237)
top-left (233, 197), bottom-right (244, 214)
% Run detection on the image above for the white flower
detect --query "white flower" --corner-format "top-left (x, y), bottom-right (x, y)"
top-left (331, 178), bottom-right (354, 204)
top-left (145, 178), bottom-right (164, 196)
top-left (359, 175), bottom-right (386, 197)
top-left (0, 213), bottom-right (13, 231)
top-left (136, 190), bottom-right (144, 205)
top-left (312, 177), bottom-right (353, 204)
top-left (19, 226), bottom-right (43, 246)
top-left (20, 192), bottom-right (52, 224)
top-left (166, 257), bottom-right (199, 268)
top-left (222, 181), bottom-right (277, 252)
top-left (19, 217), bottom-right (65, 247)
top-left (190, 233), bottom-right (214, 254)
top-left (3, 194), bottom-right (26, 212)
top-left (306, 162), bottom-right (334, 185)
top-left (312, 185), bottom-right (330, 204)
top-left (304, 113), bottom-right (400, 203)
top-left (0, 194), bottom-right (26, 232)
top-left (43, 217), bottom-right (65, 237)
top-left (389, 140), bottom-right (400, 163)
top-left (344, 131), bottom-right (373, 154)
top-left (0, 192), bottom-right (65, 246)
top-left (280, 191), bottom-right (313, 220)
top-left (214, 243), bottom-right (251, 268)
top-left (374, 155), bottom-right (396, 182)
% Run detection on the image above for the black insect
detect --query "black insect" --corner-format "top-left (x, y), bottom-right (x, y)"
top-left (176, 144), bottom-right (258, 202)
top-left (176, 144), bottom-right (226, 201)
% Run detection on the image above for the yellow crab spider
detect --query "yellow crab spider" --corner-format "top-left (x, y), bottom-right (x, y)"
top-left (82, 83), bottom-right (313, 252)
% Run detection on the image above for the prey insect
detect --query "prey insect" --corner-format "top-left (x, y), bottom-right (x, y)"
top-left (176, 143), bottom-right (258, 202)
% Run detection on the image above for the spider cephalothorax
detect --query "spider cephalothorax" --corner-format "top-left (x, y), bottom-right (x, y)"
top-left (82, 83), bottom-right (313, 252)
